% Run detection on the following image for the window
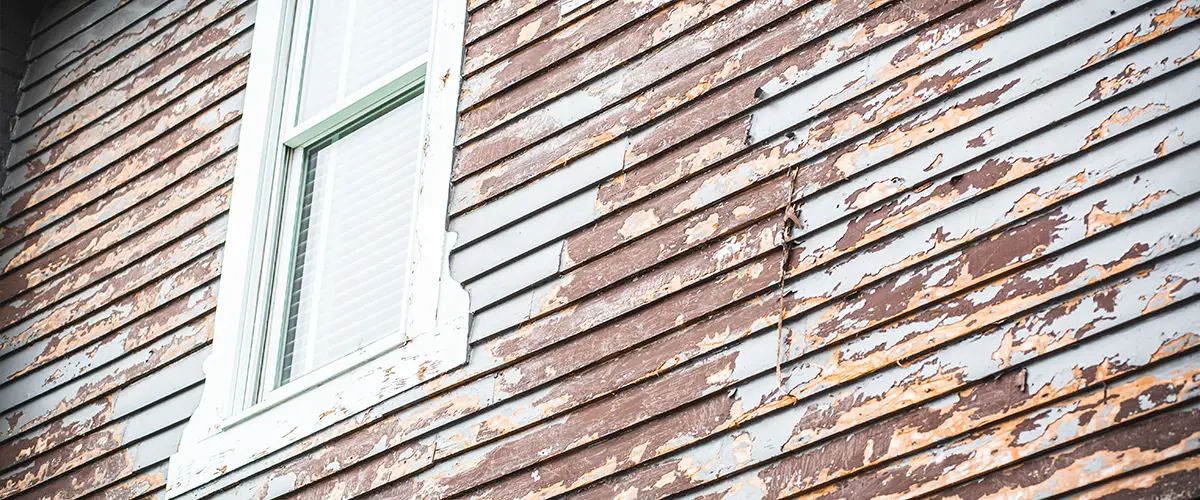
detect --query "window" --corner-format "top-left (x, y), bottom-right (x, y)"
top-left (260, 0), bottom-right (436, 398)
top-left (168, 0), bottom-right (469, 495)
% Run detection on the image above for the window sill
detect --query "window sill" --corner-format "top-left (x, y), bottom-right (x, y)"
top-left (226, 328), bottom-right (410, 430)
top-left (167, 245), bottom-right (469, 497)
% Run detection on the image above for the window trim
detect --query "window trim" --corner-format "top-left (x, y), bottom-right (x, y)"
top-left (167, 0), bottom-right (469, 496)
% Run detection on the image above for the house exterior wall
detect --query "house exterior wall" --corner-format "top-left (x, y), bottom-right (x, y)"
top-left (1, 0), bottom-right (1199, 499)
top-left (0, 0), bottom-right (251, 497)
top-left (0, 1), bottom-right (41, 174)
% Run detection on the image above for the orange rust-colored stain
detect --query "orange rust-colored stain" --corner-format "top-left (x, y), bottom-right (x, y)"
top-left (684, 214), bottom-right (721, 244)
top-left (618, 209), bottom-right (662, 239)
top-left (1086, 63), bottom-right (1154, 102)
top-left (1083, 191), bottom-right (1172, 237)
top-left (516, 17), bottom-right (544, 45)
top-left (1082, 104), bottom-right (1170, 150)
top-left (1142, 275), bottom-right (1197, 314)
top-left (1082, 0), bottom-right (1200, 68)
top-left (1175, 45), bottom-right (1200, 64)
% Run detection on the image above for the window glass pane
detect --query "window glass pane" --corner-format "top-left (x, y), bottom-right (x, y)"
top-left (296, 0), bottom-right (433, 123)
top-left (276, 93), bottom-right (424, 386)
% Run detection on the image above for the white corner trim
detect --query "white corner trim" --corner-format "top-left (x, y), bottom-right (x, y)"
top-left (166, 0), bottom-right (469, 496)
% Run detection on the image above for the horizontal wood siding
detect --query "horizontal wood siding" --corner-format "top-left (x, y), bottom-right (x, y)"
top-left (0, 0), bottom-right (250, 498)
top-left (0, 1), bottom-right (40, 175)
top-left (2, 0), bottom-right (1199, 498)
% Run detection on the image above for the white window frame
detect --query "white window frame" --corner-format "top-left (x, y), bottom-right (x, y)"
top-left (167, 0), bottom-right (469, 496)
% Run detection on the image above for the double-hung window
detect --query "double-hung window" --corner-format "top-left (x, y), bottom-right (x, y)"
top-left (262, 0), bottom-right (436, 399)
top-left (168, 0), bottom-right (469, 495)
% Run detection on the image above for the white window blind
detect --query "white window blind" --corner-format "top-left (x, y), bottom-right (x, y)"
top-left (277, 94), bottom-right (424, 384)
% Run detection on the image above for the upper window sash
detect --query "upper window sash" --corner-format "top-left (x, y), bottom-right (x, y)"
top-left (282, 58), bottom-right (427, 148)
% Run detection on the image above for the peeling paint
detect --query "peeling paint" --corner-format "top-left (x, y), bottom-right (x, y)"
top-left (6, 0), bottom-right (1200, 499)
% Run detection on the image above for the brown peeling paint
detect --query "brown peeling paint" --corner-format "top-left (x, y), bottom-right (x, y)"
top-left (12, 30), bottom-right (252, 164)
top-left (522, 260), bottom-right (1200, 499)
top-left (0, 150), bottom-right (237, 275)
top-left (453, 0), bottom-right (956, 200)
top-left (0, 180), bottom-right (232, 298)
top-left (803, 384), bottom-right (1200, 500)
top-left (3, 316), bottom-right (212, 438)
top-left (1086, 63), bottom-right (1156, 102)
top-left (467, 0), bottom-right (561, 44)
top-left (927, 405), bottom-right (1200, 500)
top-left (1082, 104), bottom-right (1173, 150)
top-left (17, 2), bottom-right (254, 133)
top-left (464, 0), bottom-right (611, 75)
top-left (0, 3), bottom-right (243, 500)
top-left (2, 247), bottom-right (222, 364)
top-left (448, 169), bottom-right (1200, 496)
top-left (0, 216), bottom-right (227, 340)
top-left (22, 447), bottom-right (136, 500)
top-left (407, 183), bottom-right (1197, 500)
top-left (0, 422), bottom-right (125, 496)
top-left (4, 59), bottom-right (249, 191)
top-left (20, 0), bottom-right (250, 107)
top-left (218, 2), bottom-right (1200, 498)
top-left (7, 1), bottom-right (1200, 499)
top-left (1069, 452), bottom-right (1200, 500)
top-left (1, 97), bottom-right (245, 222)
top-left (686, 351), bottom-right (1200, 500)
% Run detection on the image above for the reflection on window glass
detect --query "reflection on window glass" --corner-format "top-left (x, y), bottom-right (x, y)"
top-left (296, 0), bottom-right (433, 123)
top-left (277, 94), bottom-right (424, 385)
